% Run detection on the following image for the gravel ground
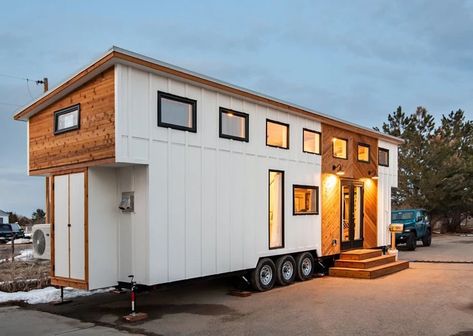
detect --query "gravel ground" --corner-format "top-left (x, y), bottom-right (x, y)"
top-left (0, 234), bottom-right (471, 336)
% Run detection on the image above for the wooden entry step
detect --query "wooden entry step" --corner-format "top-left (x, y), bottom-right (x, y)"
top-left (339, 249), bottom-right (383, 261)
top-left (329, 249), bottom-right (409, 279)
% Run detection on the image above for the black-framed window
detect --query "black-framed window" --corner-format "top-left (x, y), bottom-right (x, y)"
top-left (54, 104), bottom-right (80, 135)
top-left (266, 119), bottom-right (289, 149)
top-left (158, 91), bottom-right (197, 132)
top-left (332, 137), bottom-right (348, 159)
top-left (303, 129), bottom-right (321, 154)
top-left (219, 107), bottom-right (249, 142)
top-left (269, 170), bottom-right (284, 249)
top-left (357, 143), bottom-right (370, 163)
top-left (293, 185), bottom-right (319, 215)
top-left (379, 148), bottom-right (389, 167)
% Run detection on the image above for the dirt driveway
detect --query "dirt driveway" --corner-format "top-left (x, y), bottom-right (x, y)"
top-left (399, 233), bottom-right (473, 262)
top-left (1, 234), bottom-right (472, 336)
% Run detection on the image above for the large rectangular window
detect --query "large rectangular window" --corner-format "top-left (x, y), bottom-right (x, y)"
top-left (379, 148), bottom-right (389, 167)
top-left (266, 120), bottom-right (289, 149)
top-left (269, 170), bottom-right (284, 249)
top-left (54, 104), bottom-right (80, 135)
top-left (357, 143), bottom-right (370, 163)
top-left (303, 129), bottom-right (321, 154)
top-left (158, 91), bottom-right (197, 132)
top-left (332, 138), bottom-right (348, 159)
top-left (219, 108), bottom-right (249, 142)
top-left (293, 185), bottom-right (319, 215)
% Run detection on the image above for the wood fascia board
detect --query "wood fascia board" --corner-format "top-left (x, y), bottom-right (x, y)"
top-left (113, 51), bottom-right (403, 145)
top-left (13, 51), bottom-right (115, 121)
top-left (14, 47), bottom-right (403, 145)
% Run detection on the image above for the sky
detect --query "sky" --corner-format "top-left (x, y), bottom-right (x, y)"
top-left (1, 0), bottom-right (473, 216)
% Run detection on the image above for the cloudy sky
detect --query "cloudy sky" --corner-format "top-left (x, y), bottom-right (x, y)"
top-left (1, 0), bottom-right (473, 216)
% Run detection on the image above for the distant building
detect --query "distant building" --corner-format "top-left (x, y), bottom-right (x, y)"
top-left (0, 209), bottom-right (10, 224)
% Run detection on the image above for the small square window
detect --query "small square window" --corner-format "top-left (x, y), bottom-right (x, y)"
top-left (54, 104), bottom-right (80, 134)
top-left (357, 143), bottom-right (370, 163)
top-left (293, 185), bottom-right (319, 215)
top-left (158, 91), bottom-right (197, 132)
top-left (303, 129), bottom-right (321, 154)
top-left (379, 148), bottom-right (389, 167)
top-left (266, 120), bottom-right (289, 149)
top-left (332, 138), bottom-right (348, 159)
top-left (219, 108), bottom-right (249, 142)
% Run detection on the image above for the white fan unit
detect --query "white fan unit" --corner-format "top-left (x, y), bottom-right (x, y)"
top-left (32, 224), bottom-right (51, 260)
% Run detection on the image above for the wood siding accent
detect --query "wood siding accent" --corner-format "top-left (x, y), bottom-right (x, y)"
top-left (321, 173), bottom-right (341, 255)
top-left (28, 68), bottom-right (115, 175)
top-left (321, 123), bottom-right (378, 255)
top-left (321, 123), bottom-right (378, 179)
top-left (363, 178), bottom-right (378, 249)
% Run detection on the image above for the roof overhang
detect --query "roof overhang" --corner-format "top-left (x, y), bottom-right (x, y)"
top-left (13, 46), bottom-right (404, 145)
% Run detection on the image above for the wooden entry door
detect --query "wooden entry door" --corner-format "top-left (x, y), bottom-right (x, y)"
top-left (340, 180), bottom-right (364, 250)
top-left (54, 172), bottom-right (86, 281)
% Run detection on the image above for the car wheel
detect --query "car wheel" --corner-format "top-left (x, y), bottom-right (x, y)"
top-left (250, 258), bottom-right (276, 292)
top-left (406, 231), bottom-right (417, 251)
top-left (275, 255), bottom-right (296, 286)
top-left (295, 252), bottom-right (314, 281)
top-left (422, 230), bottom-right (432, 247)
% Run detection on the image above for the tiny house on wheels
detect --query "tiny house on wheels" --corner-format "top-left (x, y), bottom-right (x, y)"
top-left (14, 47), bottom-right (403, 291)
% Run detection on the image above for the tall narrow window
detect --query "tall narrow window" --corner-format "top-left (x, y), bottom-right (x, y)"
top-left (379, 148), bottom-right (389, 167)
top-left (332, 138), bottom-right (348, 159)
top-left (219, 108), bottom-right (249, 142)
top-left (303, 129), bottom-right (321, 154)
top-left (357, 143), bottom-right (370, 163)
top-left (266, 120), bottom-right (289, 149)
top-left (54, 104), bottom-right (80, 134)
top-left (269, 170), bottom-right (284, 249)
top-left (158, 91), bottom-right (197, 132)
top-left (293, 185), bottom-right (319, 215)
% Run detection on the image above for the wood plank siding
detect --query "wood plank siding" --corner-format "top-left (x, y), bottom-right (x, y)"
top-left (28, 68), bottom-right (115, 175)
top-left (321, 123), bottom-right (378, 255)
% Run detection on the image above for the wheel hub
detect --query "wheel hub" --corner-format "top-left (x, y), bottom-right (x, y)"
top-left (260, 265), bottom-right (273, 286)
top-left (302, 258), bottom-right (312, 276)
top-left (282, 260), bottom-right (294, 280)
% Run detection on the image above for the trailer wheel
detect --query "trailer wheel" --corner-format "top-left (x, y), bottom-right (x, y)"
top-left (275, 255), bottom-right (296, 286)
top-left (296, 252), bottom-right (314, 281)
top-left (251, 258), bottom-right (276, 291)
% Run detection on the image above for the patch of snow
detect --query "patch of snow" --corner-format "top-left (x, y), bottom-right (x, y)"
top-left (15, 249), bottom-right (33, 261)
top-left (0, 286), bottom-right (114, 304)
top-left (6, 238), bottom-right (32, 245)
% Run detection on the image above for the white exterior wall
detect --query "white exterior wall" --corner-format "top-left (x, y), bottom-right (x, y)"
top-left (88, 167), bottom-right (119, 289)
top-left (115, 165), bottom-right (149, 285)
top-left (114, 64), bottom-right (322, 285)
top-left (377, 140), bottom-right (399, 246)
top-left (0, 215), bottom-right (8, 224)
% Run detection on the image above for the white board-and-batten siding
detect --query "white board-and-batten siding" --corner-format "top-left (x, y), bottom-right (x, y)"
top-left (113, 64), bottom-right (322, 286)
top-left (377, 140), bottom-right (398, 247)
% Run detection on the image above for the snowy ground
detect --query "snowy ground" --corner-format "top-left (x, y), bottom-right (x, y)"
top-left (0, 286), bottom-right (114, 304)
top-left (0, 248), bottom-right (33, 263)
top-left (6, 238), bottom-right (32, 245)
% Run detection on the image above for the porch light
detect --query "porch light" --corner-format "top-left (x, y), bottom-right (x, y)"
top-left (332, 164), bottom-right (345, 176)
top-left (368, 170), bottom-right (378, 180)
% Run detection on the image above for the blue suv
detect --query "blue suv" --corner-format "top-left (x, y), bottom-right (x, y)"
top-left (391, 209), bottom-right (432, 251)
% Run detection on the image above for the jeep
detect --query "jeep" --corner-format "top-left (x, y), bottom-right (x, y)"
top-left (391, 209), bottom-right (432, 251)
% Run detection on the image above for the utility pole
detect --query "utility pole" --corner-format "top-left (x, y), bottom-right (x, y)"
top-left (36, 77), bottom-right (48, 93)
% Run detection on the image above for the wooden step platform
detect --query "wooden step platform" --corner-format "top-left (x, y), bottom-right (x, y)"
top-left (329, 249), bottom-right (409, 279)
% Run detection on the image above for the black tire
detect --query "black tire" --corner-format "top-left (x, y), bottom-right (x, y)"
top-left (295, 252), bottom-right (314, 281)
top-left (275, 255), bottom-right (296, 286)
top-left (250, 258), bottom-right (276, 292)
top-left (406, 231), bottom-right (417, 251)
top-left (422, 229), bottom-right (432, 247)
